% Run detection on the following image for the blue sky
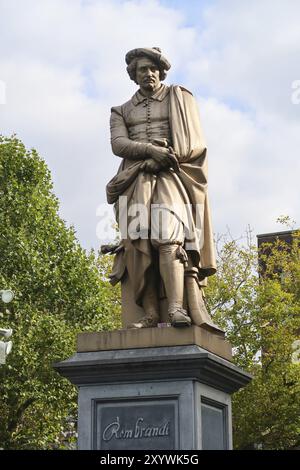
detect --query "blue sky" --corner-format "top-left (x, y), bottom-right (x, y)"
top-left (0, 0), bottom-right (299, 250)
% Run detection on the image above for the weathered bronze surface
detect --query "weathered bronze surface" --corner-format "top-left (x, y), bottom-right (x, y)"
top-left (105, 47), bottom-right (222, 334)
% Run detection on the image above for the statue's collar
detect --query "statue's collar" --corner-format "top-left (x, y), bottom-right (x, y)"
top-left (132, 84), bottom-right (170, 106)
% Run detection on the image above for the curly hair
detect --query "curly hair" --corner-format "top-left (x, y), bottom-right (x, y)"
top-left (126, 57), bottom-right (167, 84)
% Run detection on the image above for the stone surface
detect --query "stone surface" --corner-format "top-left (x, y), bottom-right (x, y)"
top-left (97, 401), bottom-right (176, 450)
top-left (54, 343), bottom-right (251, 450)
top-left (55, 344), bottom-right (251, 394)
top-left (77, 325), bottom-right (232, 361)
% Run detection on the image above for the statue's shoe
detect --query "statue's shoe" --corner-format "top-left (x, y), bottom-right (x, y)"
top-left (128, 314), bottom-right (159, 329)
top-left (169, 308), bottom-right (191, 327)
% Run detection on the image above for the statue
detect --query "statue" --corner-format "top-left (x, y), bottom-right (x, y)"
top-left (104, 47), bottom-right (222, 334)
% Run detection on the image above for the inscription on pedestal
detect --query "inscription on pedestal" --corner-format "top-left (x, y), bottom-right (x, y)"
top-left (96, 400), bottom-right (177, 450)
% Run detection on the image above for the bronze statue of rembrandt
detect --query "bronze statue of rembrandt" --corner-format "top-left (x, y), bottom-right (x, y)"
top-left (104, 47), bottom-right (221, 334)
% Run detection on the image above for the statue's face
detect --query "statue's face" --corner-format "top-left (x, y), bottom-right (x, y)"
top-left (135, 57), bottom-right (161, 94)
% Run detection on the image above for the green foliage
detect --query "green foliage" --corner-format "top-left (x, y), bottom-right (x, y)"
top-left (0, 136), bottom-right (121, 449)
top-left (206, 228), bottom-right (300, 449)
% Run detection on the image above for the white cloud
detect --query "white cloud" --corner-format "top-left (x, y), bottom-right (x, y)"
top-left (201, 96), bottom-right (300, 238)
top-left (187, 0), bottom-right (300, 122)
top-left (187, 0), bottom-right (300, 238)
top-left (0, 0), bottom-right (299, 248)
top-left (0, 0), bottom-right (196, 248)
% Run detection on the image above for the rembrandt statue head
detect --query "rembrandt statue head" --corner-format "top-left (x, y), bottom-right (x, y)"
top-left (126, 47), bottom-right (171, 94)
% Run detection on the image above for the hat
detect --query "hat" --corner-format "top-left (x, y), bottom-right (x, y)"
top-left (125, 47), bottom-right (171, 71)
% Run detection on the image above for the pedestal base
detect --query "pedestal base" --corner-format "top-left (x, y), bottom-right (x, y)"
top-left (54, 326), bottom-right (251, 450)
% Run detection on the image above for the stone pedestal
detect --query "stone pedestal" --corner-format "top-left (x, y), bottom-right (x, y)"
top-left (54, 326), bottom-right (251, 450)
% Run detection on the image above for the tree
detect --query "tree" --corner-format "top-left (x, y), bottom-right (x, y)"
top-left (0, 136), bottom-right (121, 449)
top-left (206, 228), bottom-right (300, 449)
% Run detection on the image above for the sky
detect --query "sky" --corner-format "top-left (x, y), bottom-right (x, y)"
top-left (0, 0), bottom-right (299, 250)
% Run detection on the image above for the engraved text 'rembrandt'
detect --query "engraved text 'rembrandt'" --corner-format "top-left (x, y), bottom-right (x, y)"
top-left (102, 416), bottom-right (170, 442)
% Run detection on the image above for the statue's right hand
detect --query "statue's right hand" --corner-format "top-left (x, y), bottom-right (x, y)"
top-left (148, 145), bottom-right (171, 164)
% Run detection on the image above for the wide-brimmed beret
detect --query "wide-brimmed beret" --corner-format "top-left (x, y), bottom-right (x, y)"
top-left (125, 47), bottom-right (171, 71)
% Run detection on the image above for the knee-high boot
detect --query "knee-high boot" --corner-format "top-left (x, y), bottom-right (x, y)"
top-left (159, 244), bottom-right (191, 327)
